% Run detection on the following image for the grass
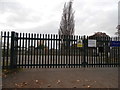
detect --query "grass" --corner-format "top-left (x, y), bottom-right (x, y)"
top-left (104, 58), bottom-right (119, 64)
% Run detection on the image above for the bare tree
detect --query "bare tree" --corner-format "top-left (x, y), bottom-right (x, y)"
top-left (116, 2), bottom-right (120, 36)
top-left (58, 0), bottom-right (75, 36)
top-left (58, 0), bottom-right (75, 53)
top-left (116, 25), bottom-right (120, 36)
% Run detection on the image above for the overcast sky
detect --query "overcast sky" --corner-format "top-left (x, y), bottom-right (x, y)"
top-left (0, 0), bottom-right (119, 36)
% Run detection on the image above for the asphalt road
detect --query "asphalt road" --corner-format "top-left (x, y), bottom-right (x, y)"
top-left (2, 68), bottom-right (118, 88)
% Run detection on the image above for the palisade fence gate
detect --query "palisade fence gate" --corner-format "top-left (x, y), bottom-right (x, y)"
top-left (1, 31), bottom-right (120, 69)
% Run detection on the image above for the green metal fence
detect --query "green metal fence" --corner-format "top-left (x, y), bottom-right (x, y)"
top-left (1, 31), bottom-right (120, 69)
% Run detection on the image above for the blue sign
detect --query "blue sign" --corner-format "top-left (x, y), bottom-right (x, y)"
top-left (110, 41), bottom-right (120, 47)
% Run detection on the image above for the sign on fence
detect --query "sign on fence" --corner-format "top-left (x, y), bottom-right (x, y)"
top-left (77, 40), bottom-right (83, 47)
top-left (110, 41), bottom-right (120, 47)
top-left (88, 39), bottom-right (96, 47)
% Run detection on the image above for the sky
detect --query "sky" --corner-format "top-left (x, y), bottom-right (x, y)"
top-left (0, 0), bottom-right (119, 36)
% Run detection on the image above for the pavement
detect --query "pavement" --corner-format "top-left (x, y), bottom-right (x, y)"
top-left (2, 67), bottom-right (118, 88)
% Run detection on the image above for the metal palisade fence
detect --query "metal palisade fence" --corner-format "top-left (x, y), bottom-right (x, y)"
top-left (1, 31), bottom-right (120, 69)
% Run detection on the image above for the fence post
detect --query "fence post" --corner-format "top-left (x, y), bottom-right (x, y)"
top-left (117, 36), bottom-right (120, 68)
top-left (0, 32), bottom-right (2, 70)
top-left (118, 37), bottom-right (120, 67)
top-left (10, 31), bottom-right (17, 69)
top-left (82, 35), bottom-right (87, 68)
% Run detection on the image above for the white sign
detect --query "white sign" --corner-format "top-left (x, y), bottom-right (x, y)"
top-left (88, 39), bottom-right (96, 47)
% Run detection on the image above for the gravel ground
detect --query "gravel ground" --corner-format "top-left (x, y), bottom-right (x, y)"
top-left (2, 67), bottom-right (118, 88)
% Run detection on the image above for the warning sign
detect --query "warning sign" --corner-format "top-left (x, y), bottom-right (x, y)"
top-left (77, 40), bottom-right (83, 47)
